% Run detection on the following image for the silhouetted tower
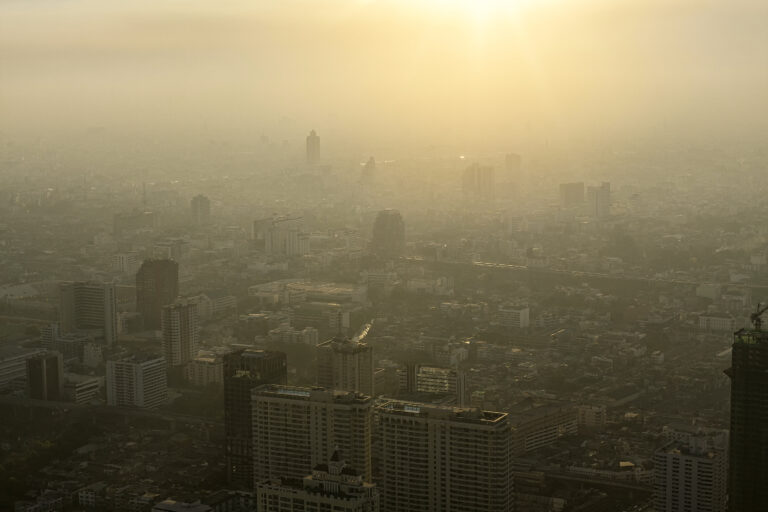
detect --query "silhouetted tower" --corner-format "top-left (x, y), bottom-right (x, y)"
top-left (727, 310), bottom-right (768, 511)
top-left (223, 349), bottom-right (288, 490)
top-left (190, 194), bottom-right (211, 226)
top-left (136, 259), bottom-right (179, 330)
top-left (370, 209), bottom-right (405, 259)
top-left (26, 352), bottom-right (63, 401)
top-left (306, 130), bottom-right (320, 164)
top-left (362, 156), bottom-right (376, 181)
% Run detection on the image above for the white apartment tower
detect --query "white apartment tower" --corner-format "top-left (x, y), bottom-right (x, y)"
top-left (161, 299), bottom-right (200, 367)
top-left (106, 356), bottom-right (167, 408)
top-left (376, 401), bottom-right (514, 512)
top-left (251, 385), bottom-right (373, 485)
top-left (316, 336), bottom-right (374, 396)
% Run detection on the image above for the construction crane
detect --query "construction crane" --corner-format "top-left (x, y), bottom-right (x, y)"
top-left (750, 303), bottom-right (768, 331)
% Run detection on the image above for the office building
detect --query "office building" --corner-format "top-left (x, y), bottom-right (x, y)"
top-left (316, 335), bottom-right (374, 396)
top-left (112, 252), bottom-right (139, 274)
top-left (306, 130), bottom-right (320, 164)
top-left (397, 365), bottom-right (468, 406)
top-left (252, 385), bottom-right (373, 484)
top-left (726, 328), bottom-right (768, 511)
top-left (64, 373), bottom-right (103, 404)
top-left (256, 451), bottom-right (379, 512)
top-left (559, 182), bottom-right (585, 207)
top-left (509, 401), bottom-right (578, 454)
top-left (161, 299), bottom-right (200, 367)
top-left (0, 346), bottom-right (47, 391)
top-left (106, 355), bottom-right (167, 409)
top-left (653, 433), bottom-right (727, 512)
top-left (370, 209), bottom-right (405, 259)
top-left (376, 401), bottom-right (513, 512)
top-left (587, 182), bottom-right (611, 218)
top-left (136, 259), bottom-right (179, 330)
top-left (190, 194), bottom-right (211, 226)
top-left (224, 349), bottom-right (288, 489)
top-left (462, 163), bottom-right (495, 201)
top-left (186, 355), bottom-right (224, 387)
top-left (60, 281), bottom-right (118, 347)
top-left (26, 351), bottom-right (64, 401)
top-left (496, 304), bottom-right (530, 329)
top-left (258, 216), bottom-right (310, 257)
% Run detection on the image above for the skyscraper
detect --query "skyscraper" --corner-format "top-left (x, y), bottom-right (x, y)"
top-left (462, 163), bottom-right (495, 201)
top-left (26, 351), bottom-right (64, 401)
top-left (376, 401), bottom-right (514, 512)
top-left (190, 194), bottom-right (211, 226)
top-left (559, 182), bottom-right (585, 207)
top-left (653, 433), bottom-right (727, 512)
top-left (161, 299), bottom-right (200, 367)
top-left (106, 355), bottom-right (167, 409)
top-left (316, 335), bottom-right (374, 396)
top-left (223, 349), bottom-right (288, 489)
top-left (370, 209), bottom-right (405, 259)
top-left (726, 328), bottom-right (768, 511)
top-left (252, 385), bottom-right (373, 484)
top-left (136, 259), bottom-right (179, 330)
top-left (306, 129), bottom-right (320, 164)
top-left (60, 281), bottom-right (118, 347)
top-left (587, 182), bottom-right (611, 218)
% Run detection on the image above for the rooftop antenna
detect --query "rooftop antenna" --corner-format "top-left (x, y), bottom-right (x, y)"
top-left (750, 303), bottom-right (768, 331)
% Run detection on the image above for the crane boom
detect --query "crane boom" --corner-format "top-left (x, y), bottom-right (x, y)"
top-left (751, 303), bottom-right (768, 331)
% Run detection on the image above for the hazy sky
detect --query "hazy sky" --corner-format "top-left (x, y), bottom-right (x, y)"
top-left (2, 0), bottom-right (767, 151)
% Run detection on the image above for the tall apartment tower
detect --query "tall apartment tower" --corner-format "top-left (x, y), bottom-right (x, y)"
top-left (106, 355), bottom-right (167, 408)
top-left (190, 194), bottom-right (211, 226)
top-left (60, 281), bottom-right (118, 346)
top-left (653, 433), bottom-right (727, 512)
top-left (306, 130), bottom-right (320, 164)
top-left (136, 259), bottom-right (179, 330)
top-left (256, 451), bottom-right (380, 512)
top-left (462, 163), bottom-right (495, 201)
top-left (161, 299), bottom-right (200, 367)
top-left (223, 349), bottom-right (288, 489)
top-left (376, 401), bottom-right (514, 512)
top-left (587, 182), bottom-right (611, 218)
top-left (26, 351), bottom-right (64, 401)
top-left (252, 385), bottom-right (373, 484)
top-left (370, 209), bottom-right (405, 259)
top-left (726, 328), bottom-right (768, 511)
top-left (316, 336), bottom-right (374, 396)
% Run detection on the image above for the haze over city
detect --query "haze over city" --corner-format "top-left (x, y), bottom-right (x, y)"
top-left (2, 1), bottom-right (768, 512)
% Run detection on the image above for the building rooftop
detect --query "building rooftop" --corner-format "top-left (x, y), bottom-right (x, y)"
top-left (376, 400), bottom-right (508, 424)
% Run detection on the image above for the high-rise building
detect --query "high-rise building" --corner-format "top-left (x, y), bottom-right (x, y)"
top-left (256, 451), bottom-right (379, 512)
top-left (653, 433), bottom-right (727, 512)
top-left (252, 385), bottom-right (373, 484)
top-left (224, 349), bottom-right (288, 489)
top-left (376, 401), bottom-right (514, 512)
top-left (370, 209), bottom-right (405, 259)
top-left (190, 194), bottom-right (211, 226)
top-left (397, 365), bottom-right (468, 406)
top-left (306, 130), bottom-right (320, 164)
top-left (316, 335), bottom-right (374, 396)
top-left (60, 281), bottom-right (118, 347)
top-left (462, 163), bottom-right (495, 201)
top-left (587, 182), bottom-right (611, 218)
top-left (161, 299), bottom-right (200, 367)
top-left (26, 351), bottom-right (64, 401)
top-left (106, 355), bottom-right (167, 409)
top-left (136, 259), bottom-right (179, 330)
top-left (559, 182), bottom-right (585, 207)
top-left (726, 328), bottom-right (768, 511)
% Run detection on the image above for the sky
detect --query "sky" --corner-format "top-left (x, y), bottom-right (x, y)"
top-left (1, 0), bottom-right (767, 152)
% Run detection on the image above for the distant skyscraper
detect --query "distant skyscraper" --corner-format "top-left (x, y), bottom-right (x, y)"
top-left (559, 182), bottom-right (585, 207)
top-left (376, 401), bottom-right (514, 512)
top-left (587, 182), bottom-right (611, 218)
top-left (362, 156), bottom-right (376, 182)
top-left (252, 385), bottom-right (373, 484)
top-left (106, 355), bottom-right (167, 409)
top-left (59, 281), bottom-right (118, 347)
top-left (161, 299), bottom-right (200, 367)
top-left (256, 450), bottom-right (380, 512)
top-left (190, 194), bottom-right (211, 226)
top-left (317, 335), bottom-right (374, 396)
top-left (136, 259), bottom-right (179, 330)
top-left (264, 216), bottom-right (310, 257)
top-left (726, 327), bottom-right (768, 511)
top-left (26, 351), bottom-right (63, 401)
top-left (370, 209), bottom-right (405, 259)
top-left (462, 163), bottom-right (495, 201)
top-left (224, 349), bottom-right (288, 489)
top-left (653, 433), bottom-right (727, 512)
top-left (306, 130), bottom-right (320, 164)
